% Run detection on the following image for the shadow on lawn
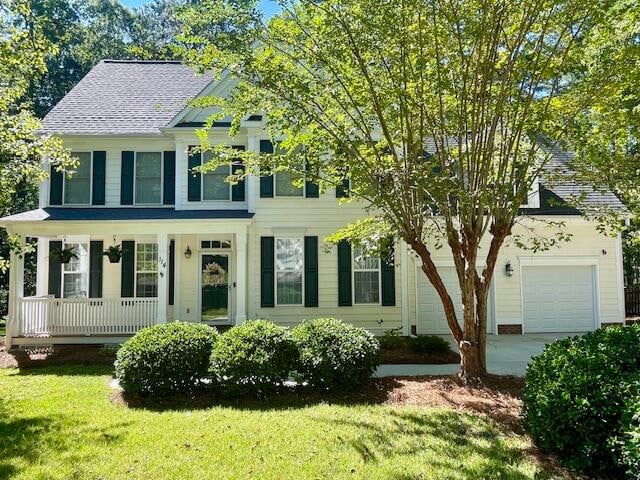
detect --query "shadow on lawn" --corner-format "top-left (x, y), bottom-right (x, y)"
top-left (0, 401), bottom-right (130, 479)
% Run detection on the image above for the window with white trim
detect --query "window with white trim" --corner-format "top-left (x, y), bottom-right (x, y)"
top-left (136, 243), bottom-right (158, 297)
top-left (62, 243), bottom-right (89, 298)
top-left (275, 171), bottom-right (304, 197)
top-left (64, 152), bottom-right (92, 205)
top-left (202, 151), bottom-right (231, 201)
top-left (135, 152), bottom-right (162, 205)
top-left (275, 237), bottom-right (303, 305)
top-left (353, 246), bottom-right (381, 304)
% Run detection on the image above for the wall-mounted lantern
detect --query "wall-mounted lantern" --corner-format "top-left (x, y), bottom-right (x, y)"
top-left (184, 245), bottom-right (192, 259)
top-left (505, 261), bottom-right (514, 277)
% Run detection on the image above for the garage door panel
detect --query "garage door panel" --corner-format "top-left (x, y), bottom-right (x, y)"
top-left (522, 265), bottom-right (595, 333)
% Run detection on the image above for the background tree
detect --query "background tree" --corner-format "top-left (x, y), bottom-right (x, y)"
top-left (178, 0), bottom-right (636, 382)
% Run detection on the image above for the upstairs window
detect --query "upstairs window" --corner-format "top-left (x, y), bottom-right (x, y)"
top-left (135, 152), bottom-right (162, 205)
top-left (275, 171), bottom-right (304, 197)
top-left (202, 152), bottom-right (231, 201)
top-left (64, 152), bottom-right (92, 205)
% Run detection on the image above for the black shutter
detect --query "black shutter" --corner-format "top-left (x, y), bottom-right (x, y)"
top-left (304, 236), bottom-right (319, 307)
top-left (337, 240), bottom-right (352, 306)
top-left (89, 241), bottom-right (103, 298)
top-left (168, 240), bottom-right (175, 306)
top-left (120, 151), bottom-right (134, 205)
top-left (48, 240), bottom-right (62, 298)
top-left (92, 151), bottom-right (106, 205)
top-left (163, 151), bottom-right (176, 205)
top-left (259, 140), bottom-right (274, 198)
top-left (187, 146), bottom-right (201, 202)
top-left (336, 178), bottom-right (350, 198)
top-left (231, 145), bottom-right (246, 201)
top-left (121, 240), bottom-right (135, 298)
top-left (381, 241), bottom-right (396, 306)
top-left (50, 167), bottom-right (63, 205)
top-left (260, 236), bottom-right (275, 307)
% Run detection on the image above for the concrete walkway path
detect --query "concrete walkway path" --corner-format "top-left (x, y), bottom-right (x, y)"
top-left (375, 332), bottom-right (577, 378)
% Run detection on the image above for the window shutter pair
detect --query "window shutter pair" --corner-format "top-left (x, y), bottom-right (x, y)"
top-left (260, 236), bottom-right (318, 308)
top-left (121, 151), bottom-right (176, 205)
top-left (259, 140), bottom-right (319, 198)
top-left (188, 145), bottom-right (246, 202)
top-left (48, 240), bottom-right (103, 298)
top-left (50, 151), bottom-right (106, 206)
top-left (337, 240), bottom-right (396, 306)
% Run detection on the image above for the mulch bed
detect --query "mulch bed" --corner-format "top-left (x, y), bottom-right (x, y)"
top-left (0, 344), bottom-right (116, 369)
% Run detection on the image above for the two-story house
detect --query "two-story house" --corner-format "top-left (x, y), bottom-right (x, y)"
top-left (0, 60), bottom-right (627, 348)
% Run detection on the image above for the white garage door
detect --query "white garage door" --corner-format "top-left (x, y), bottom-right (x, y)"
top-left (522, 265), bottom-right (596, 333)
top-left (417, 267), bottom-right (494, 334)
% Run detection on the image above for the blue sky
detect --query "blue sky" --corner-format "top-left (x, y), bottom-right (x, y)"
top-left (121, 0), bottom-right (281, 19)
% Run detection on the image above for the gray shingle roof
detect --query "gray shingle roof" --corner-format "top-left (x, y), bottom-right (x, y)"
top-left (40, 60), bottom-right (213, 136)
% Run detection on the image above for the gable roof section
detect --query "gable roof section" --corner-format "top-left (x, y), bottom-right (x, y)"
top-left (40, 60), bottom-right (213, 136)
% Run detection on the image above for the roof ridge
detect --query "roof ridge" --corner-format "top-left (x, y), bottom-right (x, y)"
top-left (101, 59), bottom-right (183, 65)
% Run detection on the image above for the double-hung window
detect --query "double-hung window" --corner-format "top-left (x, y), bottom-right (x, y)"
top-left (353, 246), bottom-right (381, 304)
top-left (135, 152), bottom-right (162, 204)
top-left (202, 151), bottom-right (231, 201)
top-left (275, 237), bottom-right (304, 305)
top-left (136, 243), bottom-right (158, 297)
top-left (275, 171), bottom-right (304, 197)
top-left (64, 152), bottom-right (92, 205)
top-left (62, 243), bottom-right (89, 298)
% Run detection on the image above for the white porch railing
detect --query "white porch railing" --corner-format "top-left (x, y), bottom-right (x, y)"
top-left (13, 296), bottom-right (158, 337)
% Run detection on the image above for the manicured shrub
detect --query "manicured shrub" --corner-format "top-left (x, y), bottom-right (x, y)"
top-left (115, 322), bottom-right (218, 397)
top-left (378, 328), bottom-right (407, 350)
top-left (408, 334), bottom-right (452, 355)
top-left (209, 320), bottom-right (298, 396)
top-left (291, 318), bottom-right (380, 391)
top-left (523, 325), bottom-right (640, 472)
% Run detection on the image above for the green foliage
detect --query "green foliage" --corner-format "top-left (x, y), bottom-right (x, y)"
top-left (115, 322), bottom-right (218, 397)
top-left (618, 394), bottom-right (640, 478)
top-left (378, 328), bottom-right (406, 350)
top-left (291, 318), bottom-right (380, 391)
top-left (523, 325), bottom-right (640, 472)
top-left (408, 335), bottom-right (452, 355)
top-left (209, 320), bottom-right (298, 396)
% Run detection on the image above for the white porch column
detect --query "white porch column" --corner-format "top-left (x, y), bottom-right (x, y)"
top-left (246, 129), bottom-right (259, 214)
top-left (175, 140), bottom-right (185, 210)
top-left (156, 233), bottom-right (169, 323)
top-left (235, 230), bottom-right (248, 325)
top-left (400, 240), bottom-right (410, 336)
top-left (173, 235), bottom-right (182, 321)
top-left (36, 237), bottom-right (48, 296)
top-left (6, 234), bottom-right (25, 349)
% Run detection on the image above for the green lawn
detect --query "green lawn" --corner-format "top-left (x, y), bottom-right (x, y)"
top-left (0, 366), bottom-right (555, 480)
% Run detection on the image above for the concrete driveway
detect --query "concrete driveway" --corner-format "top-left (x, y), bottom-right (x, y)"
top-left (375, 332), bottom-right (578, 378)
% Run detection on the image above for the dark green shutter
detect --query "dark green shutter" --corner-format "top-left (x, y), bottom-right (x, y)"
top-left (260, 236), bottom-right (275, 307)
top-left (121, 240), bottom-right (135, 298)
top-left (304, 236), bottom-right (319, 307)
top-left (89, 241), bottom-right (103, 298)
top-left (231, 145), bottom-right (246, 201)
top-left (305, 179), bottom-right (319, 198)
top-left (259, 140), bottom-right (274, 198)
top-left (48, 240), bottom-right (62, 298)
top-left (337, 240), bottom-right (352, 306)
top-left (50, 167), bottom-right (63, 205)
top-left (336, 178), bottom-right (350, 198)
top-left (187, 146), bottom-right (201, 202)
top-left (92, 151), bottom-right (106, 205)
top-left (120, 151), bottom-right (134, 205)
top-left (381, 241), bottom-right (396, 306)
top-left (163, 151), bottom-right (176, 205)
top-left (168, 240), bottom-right (175, 306)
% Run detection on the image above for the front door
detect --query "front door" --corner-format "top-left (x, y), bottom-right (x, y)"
top-left (200, 254), bottom-right (229, 322)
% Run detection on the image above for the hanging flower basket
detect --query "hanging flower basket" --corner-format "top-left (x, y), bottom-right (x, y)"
top-left (52, 247), bottom-right (78, 264)
top-left (103, 244), bottom-right (122, 263)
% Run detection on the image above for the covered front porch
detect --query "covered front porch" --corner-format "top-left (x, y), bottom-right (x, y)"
top-left (2, 208), bottom-right (252, 348)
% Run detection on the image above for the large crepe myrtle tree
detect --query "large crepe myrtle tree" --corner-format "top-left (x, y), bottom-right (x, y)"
top-left (178, 0), bottom-right (634, 382)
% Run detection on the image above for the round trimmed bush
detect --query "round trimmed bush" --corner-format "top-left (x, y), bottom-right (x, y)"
top-left (523, 325), bottom-right (640, 472)
top-left (209, 320), bottom-right (298, 396)
top-left (291, 318), bottom-right (380, 391)
top-left (115, 322), bottom-right (218, 397)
